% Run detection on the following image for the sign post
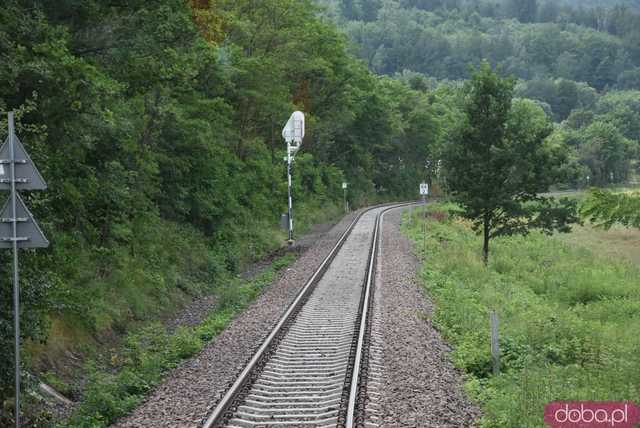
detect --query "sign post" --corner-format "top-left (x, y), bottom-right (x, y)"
top-left (282, 111), bottom-right (304, 244)
top-left (490, 310), bottom-right (501, 374)
top-left (1, 112), bottom-right (49, 428)
top-left (342, 182), bottom-right (348, 213)
top-left (419, 182), bottom-right (429, 258)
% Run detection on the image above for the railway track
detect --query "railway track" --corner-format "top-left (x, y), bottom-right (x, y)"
top-left (202, 204), bottom-right (412, 428)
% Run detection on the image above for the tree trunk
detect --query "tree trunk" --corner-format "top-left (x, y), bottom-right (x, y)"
top-left (483, 214), bottom-right (490, 266)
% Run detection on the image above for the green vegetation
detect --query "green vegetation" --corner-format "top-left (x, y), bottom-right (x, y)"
top-left (404, 203), bottom-right (640, 427)
top-left (2, 0), bottom-right (640, 425)
top-left (319, 0), bottom-right (640, 89)
top-left (443, 62), bottom-right (577, 263)
top-left (582, 187), bottom-right (640, 228)
top-left (58, 253), bottom-right (295, 428)
top-left (317, 0), bottom-right (640, 188)
top-left (0, 0), bottom-right (444, 423)
top-left (559, 222), bottom-right (640, 265)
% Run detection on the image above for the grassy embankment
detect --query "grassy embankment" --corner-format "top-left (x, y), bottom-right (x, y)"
top-left (27, 200), bottom-right (343, 427)
top-left (403, 203), bottom-right (640, 427)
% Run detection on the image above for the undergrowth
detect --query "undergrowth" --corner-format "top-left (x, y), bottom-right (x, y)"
top-left (403, 203), bottom-right (640, 427)
top-left (57, 253), bottom-right (296, 427)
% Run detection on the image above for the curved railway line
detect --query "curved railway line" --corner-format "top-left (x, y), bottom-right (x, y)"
top-left (201, 203), bottom-right (414, 428)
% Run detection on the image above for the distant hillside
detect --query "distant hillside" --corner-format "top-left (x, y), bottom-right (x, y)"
top-left (560, 0), bottom-right (640, 11)
top-left (315, 0), bottom-right (640, 92)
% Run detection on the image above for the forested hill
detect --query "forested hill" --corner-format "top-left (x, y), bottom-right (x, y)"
top-left (561, 0), bottom-right (640, 10)
top-left (317, 0), bottom-right (640, 91)
top-left (314, 1), bottom-right (640, 184)
top-left (0, 1), bottom-right (448, 422)
top-left (314, 1), bottom-right (640, 193)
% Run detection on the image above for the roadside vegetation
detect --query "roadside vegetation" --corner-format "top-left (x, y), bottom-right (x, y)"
top-left (404, 203), bottom-right (640, 427)
top-left (54, 253), bottom-right (295, 428)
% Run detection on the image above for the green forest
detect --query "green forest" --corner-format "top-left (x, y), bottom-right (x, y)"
top-left (0, 0), bottom-right (443, 425)
top-left (317, 0), bottom-right (640, 187)
top-left (1, 0), bottom-right (639, 426)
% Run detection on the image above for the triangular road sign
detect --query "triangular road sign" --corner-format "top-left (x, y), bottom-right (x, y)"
top-left (0, 193), bottom-right (49, 248)
top-left (0, 134), bottom-right (47, 190)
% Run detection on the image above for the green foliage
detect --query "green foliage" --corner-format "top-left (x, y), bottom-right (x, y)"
top-left (63, 254), bottom-right (295, 427)
top-left (320, 0), bottom-right (640, 188)
top-left (404, 204), bottom-right (640, 427)
top-left (0, 0), bottom-right (441, 420)
top-left (577, 121), bottom-right (635, 185)
top-left (324, 0), bottom-right (640, 91)
top-left (581, 188), bottom-right (640, 229)
top-left (443, 62), bottom-right (578, 263)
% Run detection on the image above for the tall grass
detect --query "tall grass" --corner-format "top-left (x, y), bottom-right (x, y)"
top-left (403, 204), bottom-right (640, 427)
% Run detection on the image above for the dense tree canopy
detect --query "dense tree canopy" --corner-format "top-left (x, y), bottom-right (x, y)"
top-left (318, 0), bottom-right (640, 188)
top-left (0, 0), bottom-right (444, 420)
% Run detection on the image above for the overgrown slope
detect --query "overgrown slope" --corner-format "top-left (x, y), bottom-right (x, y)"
top-left (0, 0), bottom-right (445, 423)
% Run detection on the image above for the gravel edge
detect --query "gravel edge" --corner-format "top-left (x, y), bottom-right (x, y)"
top-left (374, 207), bottom-right (481, 427)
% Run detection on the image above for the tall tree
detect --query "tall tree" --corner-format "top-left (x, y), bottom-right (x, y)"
top-left (443, 62), bottom-right (577, 264)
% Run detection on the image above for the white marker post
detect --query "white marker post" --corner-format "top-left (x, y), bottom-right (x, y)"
top-left (342, 182), bottom-right (348, 213)
top-left (282, 111), bottom-right (304, 244)
top-left (419, 182), bottom-right (429, 258)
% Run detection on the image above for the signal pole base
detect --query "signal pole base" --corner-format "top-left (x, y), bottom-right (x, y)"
top-left (287, 239), bottom-right (295, 246)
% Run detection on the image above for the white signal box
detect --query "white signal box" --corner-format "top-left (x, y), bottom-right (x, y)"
top-left (282, 111), bottom-right (305, 153)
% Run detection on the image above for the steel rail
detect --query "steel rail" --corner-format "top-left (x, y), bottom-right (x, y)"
top-left (345, 203), bottom-right (415, 428)
top-left (203, 205), bottom-right (378, 428)
top-left (203, 202), bottom-right (416, 428)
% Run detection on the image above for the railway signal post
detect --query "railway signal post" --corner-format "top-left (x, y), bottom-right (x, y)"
top-left (282, 111), bottom-right (304, 244)
top-left (1, 112), bottom-right (49, 428)
top-left (342, 182), bottom-right (348, 213)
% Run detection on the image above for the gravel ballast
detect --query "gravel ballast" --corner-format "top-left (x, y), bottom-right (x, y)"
top-left (115, 205), bottom-right (480, 427)
top-left (114, 210), bottom-right (360, 428)
top-left (373, 207), bottom-right (481, 427)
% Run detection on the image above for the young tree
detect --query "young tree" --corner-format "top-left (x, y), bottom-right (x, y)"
top-left (444, 62), bottom-right (577, 264)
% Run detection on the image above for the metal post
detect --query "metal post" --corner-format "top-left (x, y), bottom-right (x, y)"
top-left (287, 142), bottom-right (293, 243)
top-left (490, 310), bottom-right (500, 375)
top-left (423, 197), bottom-right (427, 259)
top-left (343, 187), bottom-right (347, 213)
top-left (8, 112), bottom-right (20, 428)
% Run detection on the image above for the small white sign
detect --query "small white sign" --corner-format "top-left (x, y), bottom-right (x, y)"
top-left (342, 182), bottom-right (348, 189)
top-left (420, 183), bottom-right (429, 195)
top-left (0, 164), bottom-right (4, 176)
